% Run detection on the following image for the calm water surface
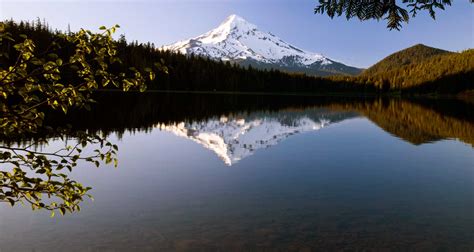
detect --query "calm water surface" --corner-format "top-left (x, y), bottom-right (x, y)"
top-left (0, 93), bottom-right (473, 251)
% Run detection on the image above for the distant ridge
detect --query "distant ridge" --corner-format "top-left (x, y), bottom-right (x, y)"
top-left (329, 44), bottom-right (473, 94)
top-left (363, 44), bottom-right (452, 75)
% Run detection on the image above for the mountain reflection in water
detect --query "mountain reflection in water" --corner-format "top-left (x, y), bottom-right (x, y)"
top-left (44, 92), bottom-right (474, 151)
top-left (158, 111), bottom-right (345, 165)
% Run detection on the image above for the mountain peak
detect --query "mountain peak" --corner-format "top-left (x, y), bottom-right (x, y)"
top-left (213, 14), bottom-right (257, 36)
top-left (224, 14), bottom-right (248, 24)
top-left (162, 14), bottom-right (328, 63)
top-left (161, 15), bottom-right (362, 76)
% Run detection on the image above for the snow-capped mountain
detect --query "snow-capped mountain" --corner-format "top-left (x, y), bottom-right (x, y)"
top-left (157, 109), bottom-right (357, 165)
top-left (161, 14), bottom-right (362, 76)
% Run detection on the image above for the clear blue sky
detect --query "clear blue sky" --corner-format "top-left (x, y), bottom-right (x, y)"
top-left (1, 0), bottom-right (473, 67)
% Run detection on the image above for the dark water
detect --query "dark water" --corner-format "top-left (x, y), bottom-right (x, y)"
top-left (1, 93), bottom-right (473, 251)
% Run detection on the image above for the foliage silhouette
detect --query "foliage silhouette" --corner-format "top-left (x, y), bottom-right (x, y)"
top-left (314, 0), bottom-right (473, 30)
top-left (0, 21), bottom-right (154, 215)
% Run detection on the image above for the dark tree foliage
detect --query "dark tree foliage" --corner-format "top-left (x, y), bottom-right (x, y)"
top-left (314, 0), bottom-right (473, 30)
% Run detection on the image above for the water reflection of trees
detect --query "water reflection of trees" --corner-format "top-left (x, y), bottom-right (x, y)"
top-left (327, 99), bottom-right (474, 147)
top-left (46, 92), bottom-right (474, 147)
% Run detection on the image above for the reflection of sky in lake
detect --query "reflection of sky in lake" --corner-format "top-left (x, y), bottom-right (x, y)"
top-left (0, 116), bottom-right (473, 251)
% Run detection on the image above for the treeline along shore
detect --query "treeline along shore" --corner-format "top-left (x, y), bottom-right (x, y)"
top-left (1, 19), bottom-right (473, 95)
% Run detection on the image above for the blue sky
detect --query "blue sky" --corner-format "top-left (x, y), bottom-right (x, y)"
top-left (1, 0), bottom-right (473, 67)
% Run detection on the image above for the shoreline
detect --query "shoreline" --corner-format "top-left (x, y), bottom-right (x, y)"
top-left (95, 89), bottom-right (472, 100)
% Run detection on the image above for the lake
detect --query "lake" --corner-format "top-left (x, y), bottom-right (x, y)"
top-left (0, 93), bottom-right (473, 251)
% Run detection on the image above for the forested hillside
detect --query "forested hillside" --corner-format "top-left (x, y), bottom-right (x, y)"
top-left (363, 44), bottom-right (452, 76)
top-left (1, 20), bottom-right (472, 95)
top-left (331, 48), bottom-right (474, 94)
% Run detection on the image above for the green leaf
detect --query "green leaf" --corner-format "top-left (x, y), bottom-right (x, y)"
top-left (48, 53), bottom-right (58, 59)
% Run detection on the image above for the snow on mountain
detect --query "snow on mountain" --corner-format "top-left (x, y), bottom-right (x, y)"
top-left (160, 14), bottom-right (362, 75)
top-left (156, 110), bottom-right (356, 166)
